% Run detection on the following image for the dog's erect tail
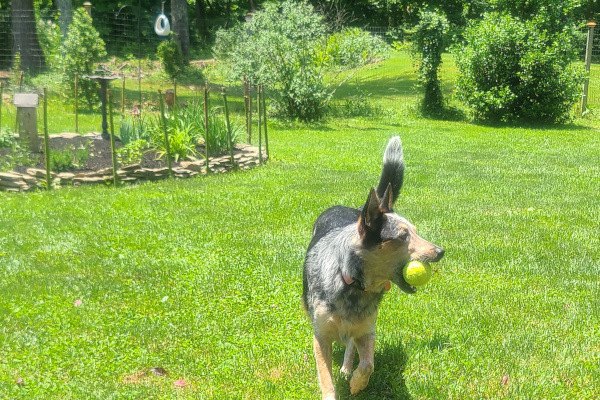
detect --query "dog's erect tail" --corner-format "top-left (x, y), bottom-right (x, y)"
top-left (376, 136), bottom-right (404, 205)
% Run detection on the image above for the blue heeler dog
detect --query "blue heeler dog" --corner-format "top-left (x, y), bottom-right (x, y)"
top-left (302, 137), bottom-right (444, 399)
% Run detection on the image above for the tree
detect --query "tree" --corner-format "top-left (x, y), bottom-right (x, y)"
top-left (171, 0), bottom-right (190, 60)
top-left (12, 0), bottom-right (46, 73)
top-left (56, 0), bottom-right (72, 39)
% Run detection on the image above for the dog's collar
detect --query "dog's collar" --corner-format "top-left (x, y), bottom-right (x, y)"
top-left (342, 272), bottom-right (390, 292)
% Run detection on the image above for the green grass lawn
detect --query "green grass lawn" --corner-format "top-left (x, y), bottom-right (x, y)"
top-left (1, 112), bottom-right (600, 399)
top-left (2, 50), bottom-right (600, 399)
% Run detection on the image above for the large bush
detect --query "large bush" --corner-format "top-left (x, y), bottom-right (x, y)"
top-left (214, 1), bottom-right (386, 121)
top-left (411, 10), bottom-right (449, 116)
top-left (454, 13), bottom-right (585, 123)
top-left (61, 9), bottom-right (107, 110)
top-left (215, 1), bottom-right (326, 120)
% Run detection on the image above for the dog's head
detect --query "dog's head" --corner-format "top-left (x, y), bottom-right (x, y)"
top-left (357, 184), bottom-right (444, 294)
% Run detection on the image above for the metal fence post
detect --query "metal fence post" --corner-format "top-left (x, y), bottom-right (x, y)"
top-left (581, 21), bottom-right (596, 115)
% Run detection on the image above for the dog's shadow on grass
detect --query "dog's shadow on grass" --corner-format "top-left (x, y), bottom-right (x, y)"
top-left (332, 339), bottom-right (413, 400)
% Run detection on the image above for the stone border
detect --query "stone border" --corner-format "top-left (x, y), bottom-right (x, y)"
top-left (0, 133), bottom-right (266, 193)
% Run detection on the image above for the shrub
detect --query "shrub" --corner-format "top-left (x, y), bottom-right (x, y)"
top-left (454, 13), bottom-right (585, 123)
top-left (214, 1), bottom-right (327, 121)
top-left (36, 18), bottom-right (61, 68)
top-left (324, 28), bottom-right (389, 68)
top-left (156, 38), bottom-right (186, 80)
top-left (410, 10), bottom-right (449, 116)
top-left (61, 9), bottom-right (107, 110)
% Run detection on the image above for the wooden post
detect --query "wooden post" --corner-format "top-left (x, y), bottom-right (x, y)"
top-left (74, 72), bottom-right (79, 133)
top-left (83, 1), bottom-right (92, 17)
top-left (261, 85), bottom-right (269, 160)
top-left (18, 71), bottom-right (24, 91)
top-left (581, 21), bottom-right (596, 115)
top-left (248, 83), bottom-right (253, 144)
top-left (243, 78), bottom-right (250, 143)
top-left (14, 93), bottom-right (39, 151)
top-left (203, 84), bottom-right (210, 173)
top-left (173, 78), bottom-right (177, 108)
top-left (158, 89), bottom-right (173, 178)
top-left (257, 85), bottom-right (262, 165)
top-left (43, 88), bottom-right (51, 190)
top-left (0, 82), bottom-right (3, 131)
top-left (107, 89), bottom-right (119, 186)
top-left (121, 74), bottom-right (126, 117)
top-left (221, 87), bottom-right (236, 169)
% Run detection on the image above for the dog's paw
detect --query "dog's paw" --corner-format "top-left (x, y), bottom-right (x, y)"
top-left (340, 365), bottom-right (352, 379)
top-left (349, 363), bottom-right (373, 394)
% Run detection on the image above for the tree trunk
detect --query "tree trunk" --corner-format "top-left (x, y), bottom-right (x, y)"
top-left (57, 0), bottom-right (72, 39)
top-left (12, 0), bottom-right (46, 73)
top-left (171, 0), bottom-right (190, 60)
top-left (195, 0), bottom-right (210, 44)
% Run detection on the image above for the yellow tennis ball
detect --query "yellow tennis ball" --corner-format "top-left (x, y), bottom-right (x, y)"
top-left (402, 261), bottom-right (432, 287)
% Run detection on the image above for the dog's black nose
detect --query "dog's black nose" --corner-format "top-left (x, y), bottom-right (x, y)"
top-left (434, 247), bottom-right (445, 261)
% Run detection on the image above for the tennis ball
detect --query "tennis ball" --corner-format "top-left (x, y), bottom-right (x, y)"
top-left (402, 261), bottom-right (432, 287)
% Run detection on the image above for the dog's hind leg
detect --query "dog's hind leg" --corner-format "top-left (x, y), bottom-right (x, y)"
top-left (340, 338), bottom-right (355, 377)
top-left (349, 333), bottom-right (375, 395)
top-left (313, 334), bottom-right (336, 400)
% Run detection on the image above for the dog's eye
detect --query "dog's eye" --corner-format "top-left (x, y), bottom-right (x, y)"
top-left (398, 230), bottom-right (409, 241)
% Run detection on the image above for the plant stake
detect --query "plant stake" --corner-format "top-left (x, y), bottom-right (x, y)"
top-left (261, 85), bottom-right (269, 160)
top-left (43, 88), bottom-right (51, 190)
top-left (158, 89), bottom-right (173, 178)
top-left (74, 72), bottom-right (79, 133)
top-left (221, 87), bottom-right (236, 169)
top-left (257, 85), bottom-right (262, 164)
top-left (203, 84), bottom-right (210, 173)
top-left (107, 89), bottom-right (119, 186)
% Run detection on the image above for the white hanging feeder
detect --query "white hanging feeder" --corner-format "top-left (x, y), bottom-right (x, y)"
top-left (154, 2), bottom-right (170, 36)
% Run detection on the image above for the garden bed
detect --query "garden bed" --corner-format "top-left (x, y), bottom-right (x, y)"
top-left (0, 133), bottom-right (266, 192)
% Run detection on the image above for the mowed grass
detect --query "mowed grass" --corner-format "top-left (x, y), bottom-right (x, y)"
top-left (1, 112), bottom-right (600, 399)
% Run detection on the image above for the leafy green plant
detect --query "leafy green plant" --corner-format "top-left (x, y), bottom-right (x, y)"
top-left (148, 112), bottom-right (202, 163)
top-left (49, 142), bottom-right (91, 172)
top-left (119, 116), bottom-right (149, 146)
top-left (201, 107), bottom-right (242, 157)
top-left (0, 139), bottom-right (39, 172)
top-left (453, 13), bottom-right (585, 123)
top-left (156, 38), bottom-right (185, 79)
top-left (410, 10), bottom-right (449, 116)
top-left (323, 28), bottom-right (389, 68)
top-left (61, 8), bottom-right (107, 110)
top-left (36, 17), bottom-right (61, 68)
top-left (0, 128), bottom-right (13, 148)
top-left (116, 139), bottom-right (148, 166)
top-left (214, 1), bottom-right (327, 121)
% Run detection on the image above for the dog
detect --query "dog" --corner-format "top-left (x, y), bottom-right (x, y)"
top-left (302, 136), bottom-right (444, 399)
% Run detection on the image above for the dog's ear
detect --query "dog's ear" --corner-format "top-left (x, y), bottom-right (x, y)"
top-left (360, 188), bottom-right (383, 231)
top-left (379, 183), bottom-right (393, 212)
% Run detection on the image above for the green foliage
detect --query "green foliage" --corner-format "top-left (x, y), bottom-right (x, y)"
top-left (323, 28), bottom-right (389, 68)
top-left (454, 13), bottom-right (585, 123)
top-left (147, 100), bottom-right (241, 161)
top-left (201, 107), bottom-right (242, 157)
top-left (48, 142), bottom-right (91, 172)
top-left (411, 10), bottom-right (449, 116)
top-left (156, 38), bottom-right (186, 80)
top-left (116, 139), bottom-right (148, 166)
top-left (119, 116), bottom-right (149, 146)
top-left (35, 17), bottom-right (61, 68)
top-left (0, 128), bottom-right (12, 148)
top-left (61, 8), bottom-right (107, 110)
top-left (214, 1), bottom-right (328, 120)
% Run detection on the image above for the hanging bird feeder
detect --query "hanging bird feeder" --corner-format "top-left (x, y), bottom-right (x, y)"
top-left (154, 1), bottom-right (170, 36)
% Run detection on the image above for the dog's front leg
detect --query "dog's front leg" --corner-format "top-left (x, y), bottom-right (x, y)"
top-left (349, 332), bottom-right (375, 394)
top-left (340, 338), bottom-right (355, 377)
top-left (313, 334), bottom-right (336, 400)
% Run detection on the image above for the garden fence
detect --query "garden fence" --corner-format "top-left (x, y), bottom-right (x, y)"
top-left (1, 7), bottom-right (600, 122)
